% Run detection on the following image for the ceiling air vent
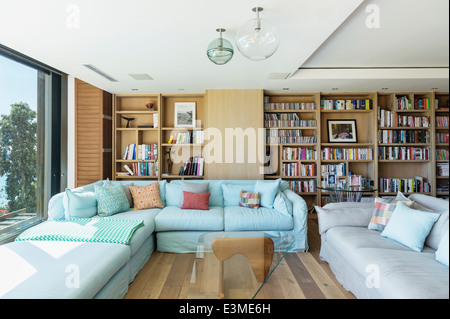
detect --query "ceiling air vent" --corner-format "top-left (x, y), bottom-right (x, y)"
top-left (129, 73), bottom-right (153, 80)
top-left (83, 64), bottom-right (118, 82)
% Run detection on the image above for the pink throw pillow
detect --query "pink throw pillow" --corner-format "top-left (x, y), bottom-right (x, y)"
top-left (181, 191), bottom-right (211, 210)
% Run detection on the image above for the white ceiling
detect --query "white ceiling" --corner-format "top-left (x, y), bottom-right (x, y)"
top-left (0, 0), bottom-right (448, 94)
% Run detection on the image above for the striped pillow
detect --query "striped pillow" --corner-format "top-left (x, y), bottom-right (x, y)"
top-left (239, 191), bottom-right (260, 209)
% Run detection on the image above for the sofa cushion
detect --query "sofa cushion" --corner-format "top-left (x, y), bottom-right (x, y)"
top-left (181, 191), bottom-right (211, 210)
top-left (167, 180), bottom-right (224, 207)
top-left (179, 181), bottom-right (210, 207)
top-left (222, 183), bottom-right (255, 206)
top-left (273, 191), bottom-right (293, 216)
top-left (224, 206), bottom-right (293, 231)
top-left (368, 197), bottom-right (414, 232)
top-left (154, 206), bottom-right (224, 231)
top-left (95, 184), bottom-right (130, 217)
top-left (63, 189), bottom-right (97, 219)
top-left (254, 179), bottom-right (281, 209)
top-left (238, 191), bottom-right (260, 208)
top-left (436, 221), bottom-right (449, 267)
top-left (381, 202), bottom-right (440, 252)
top-left (129, 182), bottom-right (164, 210)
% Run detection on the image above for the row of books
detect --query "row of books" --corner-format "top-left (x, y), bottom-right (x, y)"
top-left (437, 163), bottom-right (449, 177)
top-left (395, 96), bottom-right (432, 110)
top-left (436, 149), bottom-right (449, 160)
top-left (378, 109), bottom-right (430, 128)
top-left (288, 180), bottom-right (317, 193)
top-left (321, 148), bottom-right (374, 160)
top-left (378, 146), bottom-right (430, 160)
top-left (321, 163), bottom-right (346, 177)
top-left (122, 162), bottom-right (158, 177)
top-left (282, 147), bottom-right (317, 160)
top-left (264, 101), bottom-right (316, 111)
top-left (122, 144), bottom-right (158, 160)
top-left (282, 163), bottom-right (317, 177)
top-left (436, 184), bottom-right (449, 194)
top-left (436, 132), bottom-right (449, 143)
top-left (178, 157), bottom-right (204, 176)
top-left (167, 131), bottom-right (204, 144)
top-left (320, 99), bottom-right (373, 110)
top-left (266, 129), bottom-right (316, 144)
top-left (264, 113), bottom-right (316, 128)
top-left (379, 177), bottom-right (431, 193)
top-left (377, 130), bottom-right (430, 144)
top-left (436, 116), bottom-right (449, 127)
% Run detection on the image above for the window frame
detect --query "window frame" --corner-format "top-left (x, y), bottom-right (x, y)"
top-left (0, 44), bottom-right (67, 244)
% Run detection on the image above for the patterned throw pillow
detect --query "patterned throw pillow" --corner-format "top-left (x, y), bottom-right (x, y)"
top-left (129, 182), bottom-right (164, 210)
top-left (181, 191), bottom-right (211, 210)
top-left (95, 185), bottom-right (130, 217)
top-left (368, 197), bottom-right (414, 231)
top-left (239, 191), bottom-right (261, 208)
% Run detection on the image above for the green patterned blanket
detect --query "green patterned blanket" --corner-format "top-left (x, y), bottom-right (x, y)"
top-left (15, 218), bottom-right (144, 245)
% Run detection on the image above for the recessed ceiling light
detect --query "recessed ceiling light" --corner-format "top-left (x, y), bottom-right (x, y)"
top-left (131, 88), bottom-right (138, 91)
top-left (381, 88), bottom-right (389, 90)
top-left (283, 88), bottom-right (289, 91)
top-left (129, 73), bottom-right (153, 80)
top-left (332, 88), bottom-right (339, 90)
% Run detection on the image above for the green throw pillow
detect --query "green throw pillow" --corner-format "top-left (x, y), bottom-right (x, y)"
top-left (95, 185), bottom-right (130, 217)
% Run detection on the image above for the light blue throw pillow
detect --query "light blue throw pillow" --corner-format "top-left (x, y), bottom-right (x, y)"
top-left (222, 183), bottom-right (255, 206)
top-left (436, 225), bottom-right (449, 267)
top-left (95, 185), bottom-right (130, 217)
top-left (273, 191), bottom-right (293, 216)
top-left (254, 179), bottom-right (281, 209)
top-left (381, 202), bottom-right (440, 252)
top-left (63, 189), bottom-right (97, 219)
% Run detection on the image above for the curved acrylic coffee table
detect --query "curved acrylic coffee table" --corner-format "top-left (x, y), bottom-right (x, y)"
top-left (187, 231), bottom-right (295, 299)
top-left (318, 185), bottom-right (377, 202)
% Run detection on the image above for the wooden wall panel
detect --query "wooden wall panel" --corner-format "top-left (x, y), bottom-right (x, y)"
top-left (205, 89), bottom-right (264, 180)
top-left (75, 79), bottom-right (112, 187)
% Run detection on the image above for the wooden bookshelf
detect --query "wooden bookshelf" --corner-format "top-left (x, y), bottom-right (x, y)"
top-left (434, 92), bottom-right (449, 198)
top-left (160, 94), bottom-right (205, 180)
top-left (112, 94), bottom-right (161, 180)
top-left (263, 92), bottom-right (321, 210)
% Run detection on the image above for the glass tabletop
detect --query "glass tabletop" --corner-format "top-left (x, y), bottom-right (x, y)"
top-left (187, 231), bottom-right (295, 299)
top-left (317, 185), bottom-right (377, 192)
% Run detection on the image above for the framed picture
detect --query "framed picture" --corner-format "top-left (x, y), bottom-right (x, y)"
top-left (174, 102), bottom-right (196, 127)
top-left (327, 119), bottom-right (357, 143)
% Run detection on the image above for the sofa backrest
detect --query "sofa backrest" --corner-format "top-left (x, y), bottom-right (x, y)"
top-left (47, 179), bottom-right (291, 218)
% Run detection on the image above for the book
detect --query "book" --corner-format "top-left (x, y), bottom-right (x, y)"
top-left (124, 165), bottom-right (134, 175)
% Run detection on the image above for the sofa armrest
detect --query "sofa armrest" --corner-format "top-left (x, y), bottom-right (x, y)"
top-left (315, 203), bottom-right (374, 235)
top-left (283, 189), bottom-right (309, 251)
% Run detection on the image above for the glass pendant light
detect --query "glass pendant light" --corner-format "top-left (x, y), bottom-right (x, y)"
top-left (236, 7), bottom-right (280, 61)
top-left (207, 28), bottom-right (234, 65)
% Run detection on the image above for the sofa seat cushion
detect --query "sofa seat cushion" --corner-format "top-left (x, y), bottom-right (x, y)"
top-left (154, 206), bottom-right (224, 231)
top-left (106, 208), bottom-right (161, 255)
top-left (325, 227), bottom-right (449, 299)
top-left (0, 241), bottom-right (130, 298)
top-left (224, 206), bottom-right (293, 231)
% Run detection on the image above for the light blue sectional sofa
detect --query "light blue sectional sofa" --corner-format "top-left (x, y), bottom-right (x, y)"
top-left (316, 194), bottom-right (449, 299)
top-left (0, 179), bottom-right (308, 299)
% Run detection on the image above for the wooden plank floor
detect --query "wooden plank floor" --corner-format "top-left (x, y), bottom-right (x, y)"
top-left (124, 214), bottom-right (355, 299)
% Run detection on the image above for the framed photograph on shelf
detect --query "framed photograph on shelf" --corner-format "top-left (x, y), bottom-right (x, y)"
top-left (327, 119), bottom-right (357, 143)
top-left (174, 102), bottom-right (196, 128)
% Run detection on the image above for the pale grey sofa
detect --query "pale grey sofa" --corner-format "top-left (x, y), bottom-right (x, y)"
top-left (316, 194), bottom-right (449, 299)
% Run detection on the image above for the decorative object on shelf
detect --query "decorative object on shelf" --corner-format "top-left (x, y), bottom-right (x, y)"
top-left (165, 150), bottom-right (173, 175)
top-left (327, 119), bottom-right (357, 143)
top-left (174, 102), bottom-right (196, 128)
top-left (121, 116), bottom-right (135, 128)
top-left (236, 7), bottom-right (279, 61)
top-left (207, 28), bottom-right (234, 65)
top-left (146, 102), bottom-right (154, 110)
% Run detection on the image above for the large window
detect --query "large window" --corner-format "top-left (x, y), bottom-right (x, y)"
top-left (0, 46), bottom-right (65, 242)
